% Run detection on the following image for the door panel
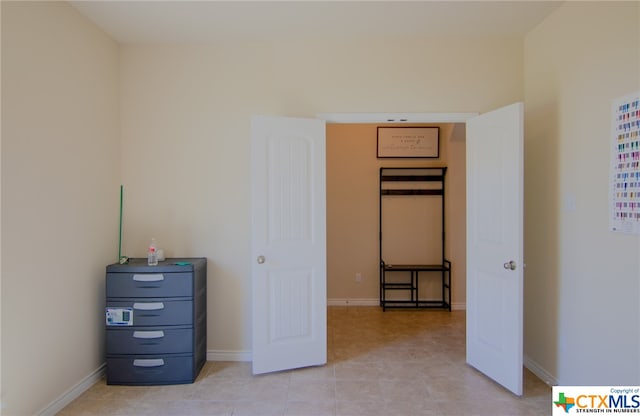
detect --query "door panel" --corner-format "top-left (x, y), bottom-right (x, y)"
top-left (466, 102), bottom-right (524, 395)
top-left (251, 115), bottom-right (327, 375)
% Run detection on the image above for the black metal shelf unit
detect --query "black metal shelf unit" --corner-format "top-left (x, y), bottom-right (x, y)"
top-left (379, 167), bottom-right (451, 311)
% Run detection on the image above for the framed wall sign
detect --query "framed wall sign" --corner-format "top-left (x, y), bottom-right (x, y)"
top-left (377, 126), bottom-right (440, 158)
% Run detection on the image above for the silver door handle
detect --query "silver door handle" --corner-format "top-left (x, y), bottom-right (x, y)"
top-left (257, 255), bottom-right (266, 264)
top-left (503, 261), bottom-right (516, 271)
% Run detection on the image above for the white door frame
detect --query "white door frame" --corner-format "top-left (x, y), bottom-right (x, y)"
top-left (317, 112), bottom-right (478, 124)
top-left (317, 111), bottom-right (476, 304)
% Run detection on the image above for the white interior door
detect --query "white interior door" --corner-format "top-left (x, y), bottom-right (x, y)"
top-left (251, 115), bottom-right (327, 375)
top-left (466, 102), bottom-right (524, 395)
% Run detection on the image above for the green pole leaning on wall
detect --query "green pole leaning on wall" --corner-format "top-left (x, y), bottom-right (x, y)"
top-left (118, 185), bottom-right (128, 264)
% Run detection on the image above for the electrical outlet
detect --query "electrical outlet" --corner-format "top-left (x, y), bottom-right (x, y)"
top-left (355, 273), bottom-right (363, 282)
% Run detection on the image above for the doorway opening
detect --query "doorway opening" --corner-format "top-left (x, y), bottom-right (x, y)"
top-left (251, 107), bottom-right (525, 395)
top-left (325, 121), bottom-right (467, 309)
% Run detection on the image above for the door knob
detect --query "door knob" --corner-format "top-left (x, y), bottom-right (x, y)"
top-left (257, 255), bottom-right (266, 264)
top-left (503, 260), bottom-right (516, 271)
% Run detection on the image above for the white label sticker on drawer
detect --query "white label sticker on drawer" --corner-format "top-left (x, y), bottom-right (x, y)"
top-left (106, 307), bottom-right (133, 326)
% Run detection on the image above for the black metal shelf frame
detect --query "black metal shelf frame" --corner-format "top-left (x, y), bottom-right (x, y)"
top-left (379, 167), bottom-right (452, 311)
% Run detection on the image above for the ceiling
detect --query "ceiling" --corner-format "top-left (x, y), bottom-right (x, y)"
top-left (70, 1), bottom-right (563, 44)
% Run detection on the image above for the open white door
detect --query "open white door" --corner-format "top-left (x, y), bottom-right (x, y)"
top-left (466, 102), bottom-right (524, 395)
top-left (251, 115), bottom-right (327, 375)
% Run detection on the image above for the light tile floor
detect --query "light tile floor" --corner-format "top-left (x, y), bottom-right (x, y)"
top-left (59, 307), bottom-right (551, 415)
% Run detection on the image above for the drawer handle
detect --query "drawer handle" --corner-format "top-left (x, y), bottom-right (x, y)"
top-left (133, 359), bottom-right (165, 368)
top-left (133, 330), bottom-right (164, 339)
top-left (133, 302), bottom-right (164, 311)
top-left (132, 273), bottom-right (164, 282)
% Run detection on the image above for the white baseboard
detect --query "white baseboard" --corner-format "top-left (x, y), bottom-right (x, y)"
top-left (207, 349), bottom-right (252, 362)
top-left (37, 363), bottom-right (105, 416)
top-left (39, 353), bottom-right (249, 414)
top-left (328, 298), bottom-right (466, 311)
top-left (327, 298), bottom-right (379, 306)
top-left (524, 354), bottom-right (557, 386)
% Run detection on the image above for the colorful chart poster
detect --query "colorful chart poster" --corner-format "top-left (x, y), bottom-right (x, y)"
top-left (610, 91), bottom-right (640, 234)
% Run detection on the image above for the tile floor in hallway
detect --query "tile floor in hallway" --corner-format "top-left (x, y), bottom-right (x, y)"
top-left (58, 306), bottom-right (551, 415)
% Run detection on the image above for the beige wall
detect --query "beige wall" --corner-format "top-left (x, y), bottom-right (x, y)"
top-left (119, 36), bottom-right (522, 355)
top-left (3, 2), bottom-right (638, 411)
top-left (1, 4), bottom-right (529, 412)
top-left (327, 123), bottom-right (466, 307)
top-left (1, 2), bottom-right (120, 414)
top-left (524, 2), bottom-right (640, 385)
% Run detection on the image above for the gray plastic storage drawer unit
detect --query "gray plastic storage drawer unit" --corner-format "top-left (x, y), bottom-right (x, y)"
top-left (105, 258), bottom-right (207, 385)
